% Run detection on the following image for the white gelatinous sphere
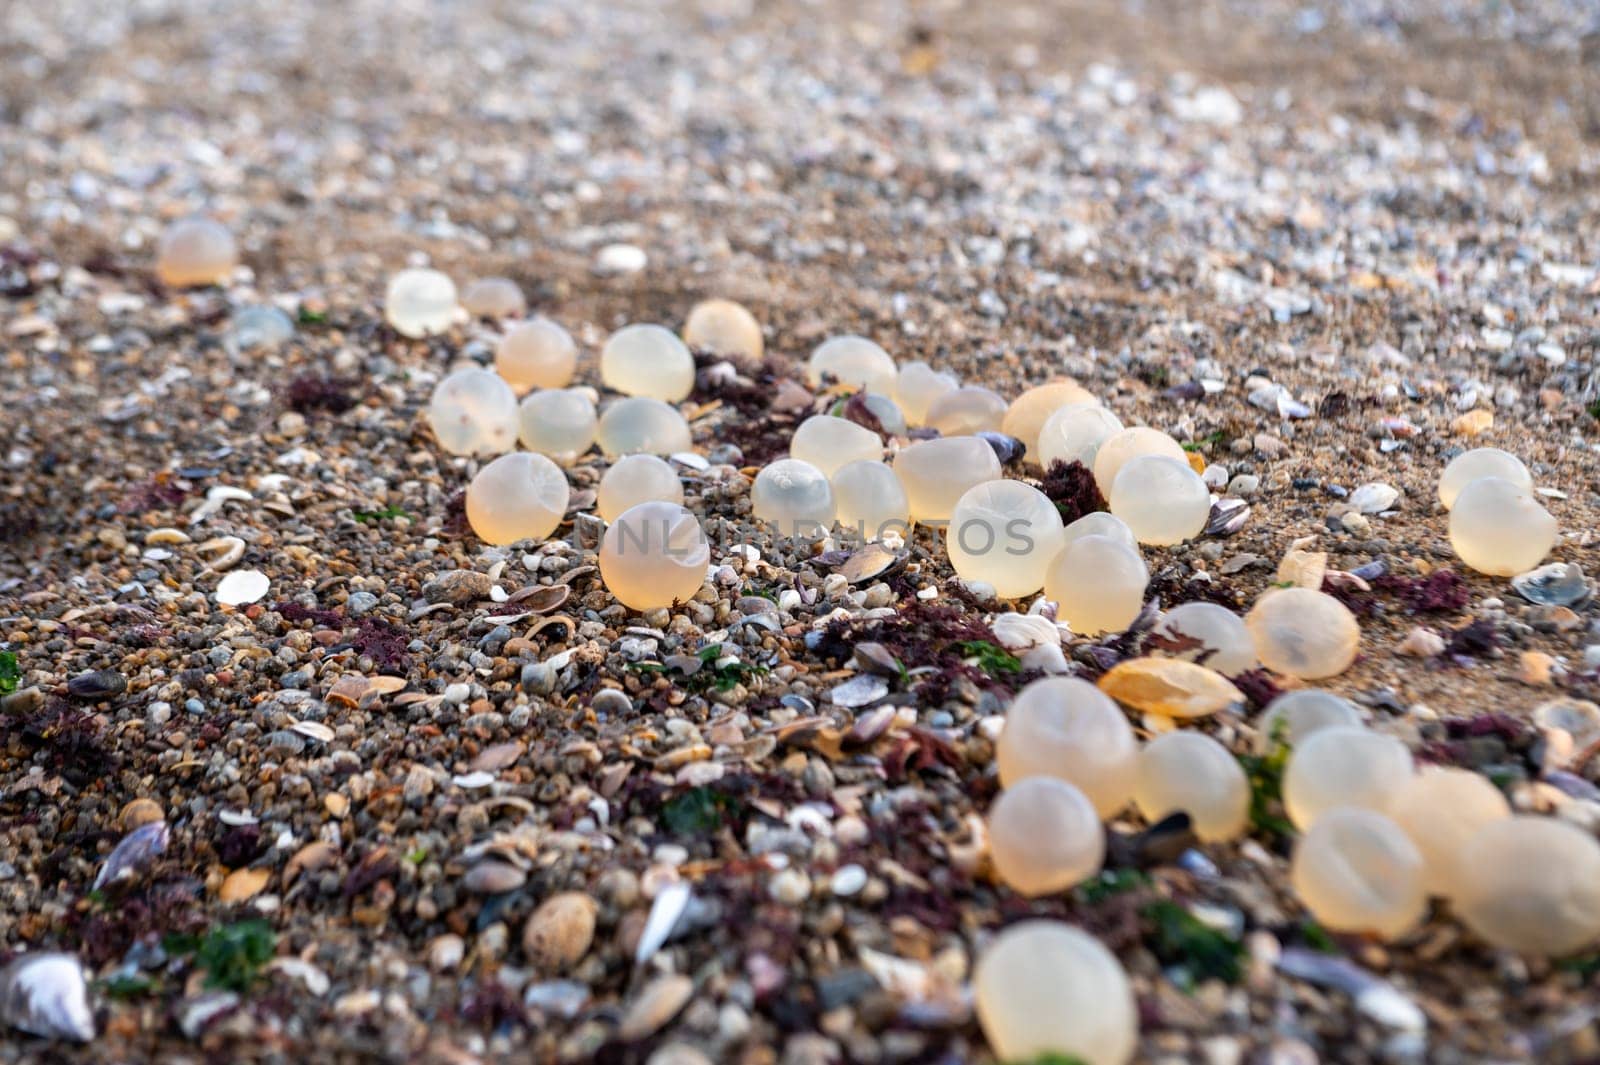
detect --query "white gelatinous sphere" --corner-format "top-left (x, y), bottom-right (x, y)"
top-left (518, 388), bottom-right (598, 461)
top-left (1291, 808), bottom-right (1427, 940)
top-left (1454, 817), bottom-right (1600, 956)
top-left (831, 460), bottom-right (911, 541)
top-left (1245, 588), bottom-right (1361, 679)
top-left (1283, 726), bottom-right (1413, 830)
top-left (465, 452), bottom-right (571, 546)
top-left (1037, 403), bottom-right (1125, 470)
top-left (807, 335), bottom-right (897, 394)
top-left (1133, 730), bottom-right (1250, 842)
top-left (1437, 448), bottom-right (1532, 510)
top-left (460, 276), bottom-right (526, 318)
top-left (1092, 427), bottom-right (1187, 493)
top-left (597, 455), bottom-right (684, 523)
top-left (1110, 455), bottom-right (1212, 546)
top-left (893, 436), bottom-right (1003, 524)
top-left (893, 361), bottom-right (959, 426)
top-left (974, 920), bottom-right (1137, 1065)
top-left (496, 318), bottom-right (578, 394)
top-left (987, 777), bottom-right (1105, 896)
top-left (925, 386), bottom-right (1008, 436)
top-left (683, 298), bottom-right (762, 360)
top-left (1387, 767), bottom-right (1510, 898)
top-left (227, 306), bottom-right (294, 353)
top-left (600, 324), bottom-right (696, 402)
top-left (596, 397), bottom-right (693, 458)
top-left (155, 217), bottom-right (238, 287)
top-left (1255, 689), bottom-right (1363, 752)
top-left (1003, 381), bottom-right (1100, 463)
top-left (997, 677), bottom-right (1137, 816)
top-left (947, 480), bottom-right (1066, 598)
top-left (1044, 535), bottom-right (1148, 637)
top-left (1448, 476), bottom-right (1558, 577)
top-left (385, 268), bottom-right (458, 338)
top-left (751, 459), bottom-right (836, 537)
top-left (1062, 512), bottom-right (1139, 552)
top-left (1149, 602), bottom-right (1257, 676)
top-left (598, 501), bottom-right (710, 611)
top-left (427, 368), bottom-right (519, 456)
top-left (789, 415), bottom-right (883, 477)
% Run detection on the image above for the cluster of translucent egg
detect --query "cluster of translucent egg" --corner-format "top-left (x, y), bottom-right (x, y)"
top-left (1149, 602), bottom-right (1258, 675)
top-left (1044, 533), bottom-right (1148, 636)
top-left (601, 324), bottom-right (696, 403)
top-left (1245, 588), bottom-right (1361, 679)
top-left (1092, 427), bottom-right (1187, 492)
top-left (974, 921), bottom-right (1137, 1065)
top-left (156, 217), bottom-right (238, 288)
top-left (497, 318), bottom-right (578, 394)
top-left (598, 501), bottom-right (711, 611)
top-left (596, 397), bottom-right (692, 458)
top-left (1448, 475), bottom-right (1557, 577)
top-left (385, 268), bottom-right (458, 338)
top-left (1002, 381), bottom-right (1099, 462)
top-left (751, 459), bottom-right (836, 536)
top-left (789, 415), bottom-right (882, 477)
top-left (947, 480), bottom-right (1065, 598)
top-left (831, 460), bottom-right (910, 540)
top-left (893, 362), bottom-right (959, 426)
top-left (807, 335), bottom-right (897, 394)
top-left (684, 298), bottom-right (763, 359)
top-left (518, 389), bottom-right (596, 461)
top-left (465, 452), bottom-right (570, 545)
top-left (461, 277), bottom-right (526, 318)
top-left (428, 368), bottom-right (520, 456)
top-left (598, 455), bottom-right (684, 523)
top-left (894, 436), bottom-right (1002, 524)
top-left (1109, 455), bottom-right (1211, 545)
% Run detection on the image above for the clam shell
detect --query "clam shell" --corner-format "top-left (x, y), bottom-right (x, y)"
top-left (0, 953), bottom-right (95, 1041)
top-left (1511, 562), bottom-right (1589, 607)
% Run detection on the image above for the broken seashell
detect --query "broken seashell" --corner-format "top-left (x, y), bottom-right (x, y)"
top-left (830, 674), bottom-right (890, 709)
top-left (197, 536), bottom-right (246, 572)
top-left (94, 820), bottom-right (169, 890)
top-left (0, 953), bottom-right (95, 1041)
top-left (1511, 562), bottom-right (1590, 607)
top-left (216, 569), bottom-right (269, 606)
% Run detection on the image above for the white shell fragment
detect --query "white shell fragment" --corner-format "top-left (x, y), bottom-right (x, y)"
top-left (216, 569), bottom-right (270, 606)
top-left (1349, 483), bottom-right (1399, 514)
top-left (94, 820), bottom-right (170, 890)
top-left (0, 953), bottom-right (95, 1042)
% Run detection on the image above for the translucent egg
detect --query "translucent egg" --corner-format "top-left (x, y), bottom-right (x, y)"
top-left (598, 455), bottom-right (684, 523)
top-left (596, 397), bottom-right (693, 458)
top-left (460, 277), bottom-right (526, 318)
top-left (1291, 808), bottom-right (1427, 940)
top-left (997, 677), bottom-right (1137, 816)
top-left (1437, 447), bottom-right (1532, 510)
top-left (496, 318), bottom-right (578, 395)
top-left (385, 268), bottom-right (458, 338)
top-left (987, 777), bottom-right (1105, 896)
top-left (600, 324), bottom-right (696, 403)
top-left (1092, 427), bottom-right (1187, 493)
top-left (1283, 726), bottom-right (1413, 830)
top-left (1044, 535), bottom-right (1148, 636)
top-left (1255, 689), bottom-right (1363, 752)
top-left (1454, 817), bottom-right (1600, 956)
top-left (1110, 455), bottom-right (1211, 546)
top-left (831, 460), bottom-right (911, 541)
top-left (427, 368), bottom-right (519, 456)
top-left (925, 386), bottom-right (1008, 436)
top-left (947, 480), bottom-right (1066, 598)
top-left (598, 501), bottom-right (710, 612)
top-left (974, 920), bottom-right (1137, 1065)
top-left (155, 217), bottom-right (238, 288)
top-left (894, 436), bottom-right (1003, 524)
top-left (1387, 767), bottom-right (1510, 898)
top-left (518, 388), bottom-right (597, 461)
top-left (226, 306), bottom-right (294, 353)
top-left (1038, 403), bottom-right (1125, 470)
top-left (893, 361), bottom-right (959, 426)
top-left (751, 459), bottom-right (836, 537)
top-left (1448, 476), bottom-right (1558, 577)
top-left (1002, 381), bottom-right (1099, 462)
top-left (1062, 512), bottom-right (1138, 552)
top-left (1245, 588), bottom-right (1361, 679)
top-left (1133, 730), bottom-right (1250, 842)
top-left (789, 415), bottom-right (883, 477)
top-left (806, 335), bottom-right (897, 394)
top-left (683, 298), bottom-right (762, 360)
top-left (465, 452), bottom-right (570, 545)
top-left (1149, 602), bottom-right (1257, 675)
